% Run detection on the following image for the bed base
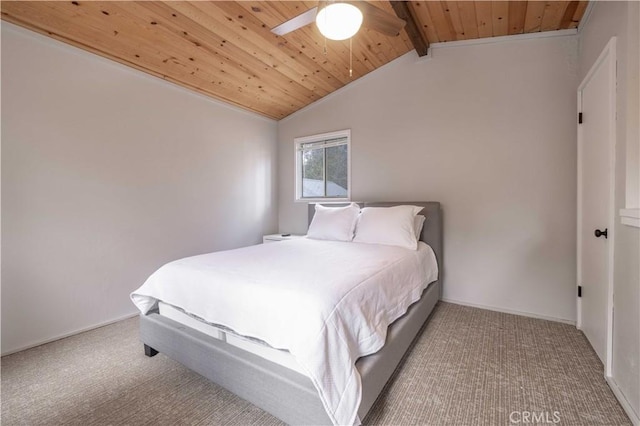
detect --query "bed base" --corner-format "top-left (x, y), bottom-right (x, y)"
top-left (140, 280), bottom-right (439, 425)
top-left (144, 344), bottom-right (158, 357)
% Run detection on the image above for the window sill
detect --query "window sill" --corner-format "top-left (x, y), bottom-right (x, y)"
top-left (620, 208), bottom-right (640, 228)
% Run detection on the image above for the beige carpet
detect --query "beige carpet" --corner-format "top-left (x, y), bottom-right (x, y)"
top-left (1, 302), bottom-right (630, 425)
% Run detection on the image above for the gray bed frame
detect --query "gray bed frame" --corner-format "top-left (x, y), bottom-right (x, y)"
top-left (139, 201), bottom-right (442, 425)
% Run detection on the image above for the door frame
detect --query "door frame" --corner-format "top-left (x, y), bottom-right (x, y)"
top-left (576, 37), bottom-right (616, 376)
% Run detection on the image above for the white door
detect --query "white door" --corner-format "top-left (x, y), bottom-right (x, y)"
top-left (577, 38), bottom-right (616, 367)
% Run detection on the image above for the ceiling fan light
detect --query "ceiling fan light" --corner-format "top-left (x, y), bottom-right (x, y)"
top-left (316, 3), bottom-right (363, 41)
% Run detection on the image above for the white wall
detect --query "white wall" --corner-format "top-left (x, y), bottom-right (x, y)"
top-left (278, 34), bottom-right (579, 323)
top-left (1, 23), bottom-right (278, 355)
top-left (579, 2), bottom-right (640, 420)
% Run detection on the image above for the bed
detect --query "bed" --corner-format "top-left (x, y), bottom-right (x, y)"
top-left (133, 201), bottom-right (442, 425)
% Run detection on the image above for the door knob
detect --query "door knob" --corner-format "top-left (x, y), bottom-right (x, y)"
top-left (594, 228), bottom-right (608, 239)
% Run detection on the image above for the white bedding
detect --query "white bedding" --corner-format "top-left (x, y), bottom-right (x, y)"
top-left (131, 238), bottom-right (438, 426)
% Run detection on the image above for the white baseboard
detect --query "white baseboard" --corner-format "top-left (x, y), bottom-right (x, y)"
top-left (606, 376), bottom-right (640, 425)
top-left (1, 311), bottom-right (139, 356)
top-left (441, 298), bottom-right (576, 325)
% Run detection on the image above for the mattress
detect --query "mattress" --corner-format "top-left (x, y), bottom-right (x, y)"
top-left (158, 301), bottom-right (307, 375)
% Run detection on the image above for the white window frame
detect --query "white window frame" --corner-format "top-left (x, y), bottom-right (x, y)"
top-left (294, 129), bottom-right (351, 202)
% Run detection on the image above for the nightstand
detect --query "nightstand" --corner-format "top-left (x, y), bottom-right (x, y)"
top-left (262, 234), bottom-right (306, 243)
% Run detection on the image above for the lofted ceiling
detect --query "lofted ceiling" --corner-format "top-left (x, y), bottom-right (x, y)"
top-left (1, 1), bottom-right (589, 120)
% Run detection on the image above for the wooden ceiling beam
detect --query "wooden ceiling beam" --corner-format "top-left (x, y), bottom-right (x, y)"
top-left (560, 1), bottom-right (580, 29)
top-left (390, 1), bottom-right (429, 56)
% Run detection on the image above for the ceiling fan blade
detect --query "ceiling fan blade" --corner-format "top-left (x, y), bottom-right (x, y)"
top-left (271, 6), bottom-right (318, 36)
top-left (354, 2), bottom-right (406, 37)
top-left (271, 2), bottom-right (405, 38)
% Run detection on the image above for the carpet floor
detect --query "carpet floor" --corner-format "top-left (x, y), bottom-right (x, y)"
top-left (1, 302), bottom-right (630, 425)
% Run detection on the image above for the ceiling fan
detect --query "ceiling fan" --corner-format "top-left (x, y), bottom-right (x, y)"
top-left (271, 1), bottom-right (406, 40)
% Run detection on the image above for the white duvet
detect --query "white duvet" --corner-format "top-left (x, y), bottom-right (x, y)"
top-left (131, 238), bottom-right (438, 426)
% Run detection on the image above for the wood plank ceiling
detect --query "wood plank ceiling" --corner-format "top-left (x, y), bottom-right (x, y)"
top-left (1, 1), bottom-right (589, 120)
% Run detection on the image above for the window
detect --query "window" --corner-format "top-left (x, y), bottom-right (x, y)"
top-left (295, 129), bottom-right (351, 201)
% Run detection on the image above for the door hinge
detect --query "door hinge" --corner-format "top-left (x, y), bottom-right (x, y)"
top-left (578, 112), bottom-right (583, 124)
top-left (578, 286), bottom-right (582, 297)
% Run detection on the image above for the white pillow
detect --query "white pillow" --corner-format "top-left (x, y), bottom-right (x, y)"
top-left (414, 214), bottom-right (426, 240)
top-left (354, 205), bottom-right (423, 250)
top-left (307, 202), bottom-right (360, 242)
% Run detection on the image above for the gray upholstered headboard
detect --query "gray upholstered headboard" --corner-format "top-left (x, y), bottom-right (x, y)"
top-left (307, 202), bottom-right (443, 294)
